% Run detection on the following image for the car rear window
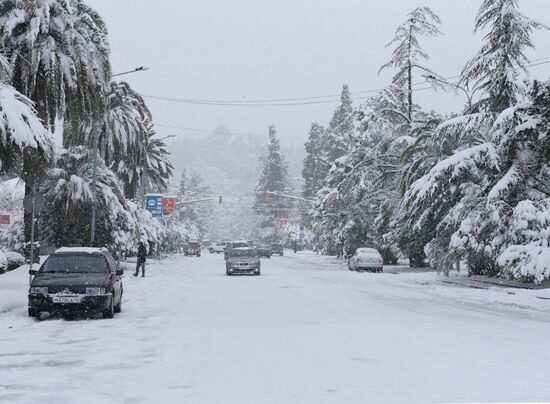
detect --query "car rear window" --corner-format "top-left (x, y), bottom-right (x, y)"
top-left (42, 254), bottom-right (111, 274)
top-left (230, 249), bottom-right (256, 257)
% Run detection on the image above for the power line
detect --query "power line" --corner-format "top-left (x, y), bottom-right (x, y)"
top-left (142, 56), bottom-right (550, 107)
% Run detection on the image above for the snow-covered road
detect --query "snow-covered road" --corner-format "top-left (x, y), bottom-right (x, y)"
top-left (1, 252), bottom-right (549, 403)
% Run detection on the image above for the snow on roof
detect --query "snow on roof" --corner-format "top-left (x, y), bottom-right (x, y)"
top-left (55, 247), bottom-right (108, 254)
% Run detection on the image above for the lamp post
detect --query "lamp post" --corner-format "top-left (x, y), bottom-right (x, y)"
top-left (90, 66), bottom-right (149, 245)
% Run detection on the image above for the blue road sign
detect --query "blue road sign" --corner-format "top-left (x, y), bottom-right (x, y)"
top-left (146, 194), bottom-right (164, 217)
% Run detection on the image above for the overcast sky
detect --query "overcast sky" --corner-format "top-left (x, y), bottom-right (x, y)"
top-left (88, 0), bottom-right (550, 146)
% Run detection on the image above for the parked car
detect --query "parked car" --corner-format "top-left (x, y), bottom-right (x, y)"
top-left (271, 243), bottom-right (284, 256)
top-left (256, 245), bottom-right (272, 258)
top-left (202, 239), bottom-right (212, 249)
top-left (224, 240), bottom-right (250, 260)
top-left (184, 241), bottom-right (201, 257)
top-left (28, 247), bottom-right (124, 319)
top-left (348, 248), bottom-right (384, 273)
top-left (210, 241), bottom-right (227, 254)
top-left (226, 247), bottom-right (261, 276)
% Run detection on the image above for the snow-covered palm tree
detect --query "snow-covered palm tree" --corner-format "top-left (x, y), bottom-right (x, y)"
top-left (0, 0), bottom-right (111, 127)
top-left (0, 54), bottom-right (52, 175)
top-left (0, 0), bottom-right (111, 242)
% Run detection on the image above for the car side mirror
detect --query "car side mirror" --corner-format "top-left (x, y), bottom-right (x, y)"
top-left (29, 269), bottom-right (38, 276)
top-left (116, 269), bottom-right (124, 276)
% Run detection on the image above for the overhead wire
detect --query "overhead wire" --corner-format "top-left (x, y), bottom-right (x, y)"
top-left (142, 56), bottom-right (550, 107)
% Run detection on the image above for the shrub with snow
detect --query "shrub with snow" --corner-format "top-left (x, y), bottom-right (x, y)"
top-left (0, 251), bottom-right (7, 273)
top-left (5, 252), bottom-right (24, 271)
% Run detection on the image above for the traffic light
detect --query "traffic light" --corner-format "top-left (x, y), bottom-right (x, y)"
top-left (219, 196), bottom-right (223, 204)
top-left (264, 191), bottom-right (270, 202)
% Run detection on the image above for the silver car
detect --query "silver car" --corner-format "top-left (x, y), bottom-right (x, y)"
top-left (226, 247), bottom-right (261, 276)
top-left (348, 248), bottom-right (384, 273)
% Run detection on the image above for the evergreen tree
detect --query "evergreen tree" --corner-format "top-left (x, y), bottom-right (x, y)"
top-left (379, 7), bottom-right (442, 122)
top-left (403, 0), bottom-right (548, 275)
top-left (255, 126), bottom-right (291, 234)
top-left (302, 122), bottom-right (326, 199)
top-left (461, 0), bottom-right (548, 113)
top-left (320, 85), bottom-right (354, 177)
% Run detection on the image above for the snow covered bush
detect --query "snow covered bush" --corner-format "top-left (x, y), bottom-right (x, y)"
top-left (5, 251), bottom-right (24, 271)
top-left (0, 251), bottom-right (7, 273)
top-left (498, 246), bottom-right (550, 283)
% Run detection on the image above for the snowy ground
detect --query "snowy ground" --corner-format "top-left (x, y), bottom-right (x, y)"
top-left (1, 252), bottom-right (549, 404)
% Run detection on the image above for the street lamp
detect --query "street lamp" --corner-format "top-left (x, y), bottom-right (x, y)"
top-left (90, 66), bottom-right (149, 245)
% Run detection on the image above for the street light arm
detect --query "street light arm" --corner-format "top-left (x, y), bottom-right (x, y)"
top-left (112, 66), bottom-right (149, 78)
top-left (263, 191), bottom-right (315, 204)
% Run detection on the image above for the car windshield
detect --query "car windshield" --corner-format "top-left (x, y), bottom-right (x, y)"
top-left (231, 243), bottom-right (248, 248)
top-left (41, 254), bottom-right (110, 274)
top-left (230, 249), bottom-right (256, 258)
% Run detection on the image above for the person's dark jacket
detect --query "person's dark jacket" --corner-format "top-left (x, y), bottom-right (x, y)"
top-left (137, 245), bottom-right (147, 262)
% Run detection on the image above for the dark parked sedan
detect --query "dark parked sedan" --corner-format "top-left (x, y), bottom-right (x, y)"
top-left (28, 247), bottom-right (124, 319)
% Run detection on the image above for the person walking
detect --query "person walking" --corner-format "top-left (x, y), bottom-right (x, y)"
top-left (134, 241), bottom-right (147, 277)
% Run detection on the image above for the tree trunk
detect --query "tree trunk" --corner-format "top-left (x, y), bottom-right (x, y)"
top-left (22, 149), bottom-right (42, 259)
top-left (407, 26), bottom-right (413, 122)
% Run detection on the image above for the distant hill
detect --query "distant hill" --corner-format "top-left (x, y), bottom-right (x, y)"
top-left (167, 126), bottom-right (264, 195)
top-left (166, 126), bottom-right (305, 195)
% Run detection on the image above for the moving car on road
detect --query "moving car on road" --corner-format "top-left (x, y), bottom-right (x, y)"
top-left (184, 241), bottom-right (201, 257)
top-left (271, 243), bottom-right (284, 256)
top-left (256, 244), bottom-right (272, 258)
top-left (226, 247), bottom-right (261, 276)
top-left (210, 241), bottom-right (227, 254)
top-left (348, 248), bottom-right (384, 273)
top-left (224, 239), bottom-right (250, 260)
top-left (28, 247), bottom-right (124, 319)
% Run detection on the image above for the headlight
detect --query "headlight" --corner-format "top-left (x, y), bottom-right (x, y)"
top-left (86, 287), bottom-right (106, 295)
top-left (31, 287), bottom-right (48, 294)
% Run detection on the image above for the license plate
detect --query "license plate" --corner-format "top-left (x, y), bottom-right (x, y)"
top-left (52, 295), bottom-right (82, 304)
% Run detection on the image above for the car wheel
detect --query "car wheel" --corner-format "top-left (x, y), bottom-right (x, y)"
top-left (103, 297), bottom-right (114, 319)
top-left (28, 308), bottom-right (40, 319)
top-left (114, 292), bottom-right (122, 313)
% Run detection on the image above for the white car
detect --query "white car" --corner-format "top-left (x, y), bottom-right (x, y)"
top-left (348, 248), bottom-right (384, 273)
top-left (211, 242), bottom-right (227, 254)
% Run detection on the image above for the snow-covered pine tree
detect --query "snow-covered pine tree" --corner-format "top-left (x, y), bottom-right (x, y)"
top-left (255, 126), bottom-right (291, 236)
top-left (320, 85), bottom-right (354, 179)
top-left (403, 0), bottom-right (548, 276)
top-left (379, 7), bottom-right (442, 122)
top-left (302, 122), bottom-right (326, 199)
top-left (460, 0), bottom-right (548, 113)
top-left (452, 80), bottom-right (550, 281)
